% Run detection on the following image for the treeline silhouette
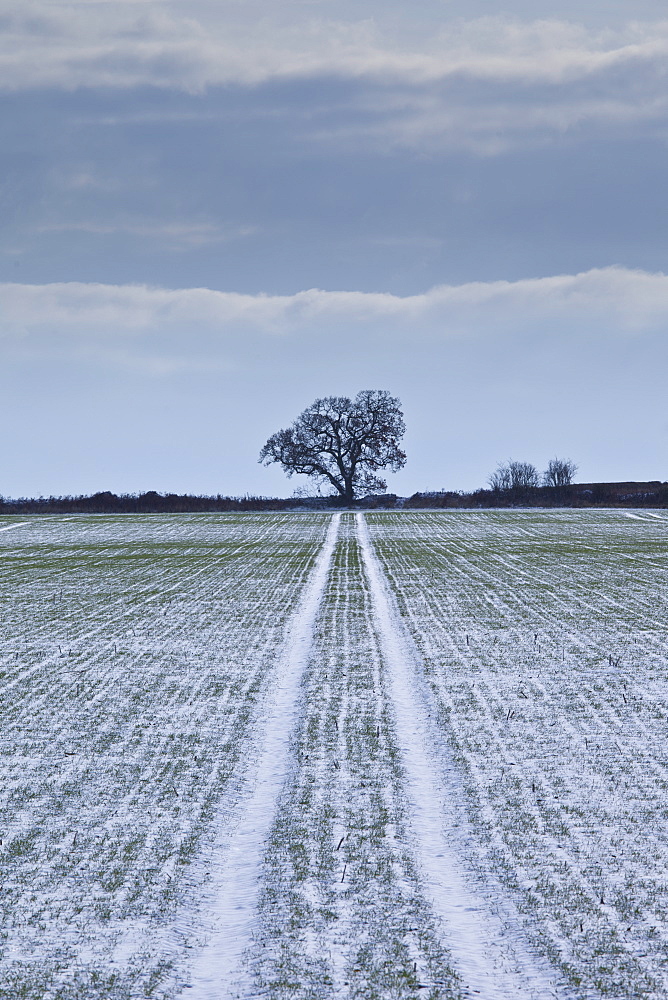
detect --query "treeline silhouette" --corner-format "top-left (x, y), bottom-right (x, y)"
top-left (0, 491), bottom-right (297, 514)
top-left (1, 482), bottom-right (667, 513)
top-left (405, 481), bottom-right (668, 508)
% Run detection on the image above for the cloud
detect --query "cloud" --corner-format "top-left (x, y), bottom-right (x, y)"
top-left (0, 6), bottom-right (666, 158)
top-left (2, 4), bottom-right (668, 93)
top-left (2, 267), bottom-right (667, 372)
top-left (34, 221), bottom-right (256, 248)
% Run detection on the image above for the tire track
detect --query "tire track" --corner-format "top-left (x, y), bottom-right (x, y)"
top-left (183, 512), bottom-right (340, 1000)
top-left (365, 510), bottom-right (668, 999)
top-left (249, 514), bottom-right (462, 998)
top-left (357, 512), bottom-right (565, 1000)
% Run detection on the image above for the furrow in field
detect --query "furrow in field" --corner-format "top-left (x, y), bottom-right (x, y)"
top-left (379, 513), bottom-right (668, 642)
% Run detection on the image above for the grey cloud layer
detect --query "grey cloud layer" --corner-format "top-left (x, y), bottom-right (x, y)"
top-left (3, 5), bottom-right (668, 89)
top-left (1, 3), bottom-right (666, 299)
top-left (2, 4), bottom-right (668, 148)
top-left (1, 72), bottom-right (665, 296)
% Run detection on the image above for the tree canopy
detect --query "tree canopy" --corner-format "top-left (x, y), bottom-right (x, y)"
top-left (543, 457), bottom-right (578, 487)
top-left (488, 460), bottom-right (539, 491)
top-left (259, 390), bottom-right (406, 504)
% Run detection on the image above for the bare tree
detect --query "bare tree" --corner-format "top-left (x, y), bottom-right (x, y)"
top-left (488, 460), bottom-right (539, 491)
top-left (543, 457), bottom-right (578, 487)
top-left (510, 461), bottom-right (540, 488)
top-left (259, 390), bottom-right (406, 504)
top-left (488, 462), bottom-right (512, 491)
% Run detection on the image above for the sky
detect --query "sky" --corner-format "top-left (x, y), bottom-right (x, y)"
top-left (2, 0), bottom-right (668, 498)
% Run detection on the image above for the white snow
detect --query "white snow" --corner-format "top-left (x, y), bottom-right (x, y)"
top-left (182, 512), bottom-right (340, 1000)
top-left (356, 512), bottom-right (564, 1000)
top-left (0, 521), bottom-right (30, 532)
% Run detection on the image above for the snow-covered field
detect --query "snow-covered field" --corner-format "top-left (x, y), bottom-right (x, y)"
top-left (2, 510), bottom-right (668, 999)
top-left (369, 509), bottom-right (668, 1000)
top-left (0, 514), bottom-right (329, 998)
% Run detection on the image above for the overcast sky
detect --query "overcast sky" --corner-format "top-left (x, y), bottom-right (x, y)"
top-left (2, 0), bottom-right (668, 498)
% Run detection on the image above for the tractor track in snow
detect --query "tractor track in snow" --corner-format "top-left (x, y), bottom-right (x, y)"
top-left (356, 512), bottom-right (568, 1000)
top-left (182, 512), bottom-right (341, 1000)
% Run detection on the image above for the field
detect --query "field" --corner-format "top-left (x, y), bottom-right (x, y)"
top-left (2, 510), bottom-right (668, 999)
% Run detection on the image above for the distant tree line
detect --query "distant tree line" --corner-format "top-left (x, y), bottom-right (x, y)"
top-left (405, 454), bottom-right (668, 507)
top-left (2, 480), bottom-right (668, 514)
top-left (0, 491), bottom-right (299, 515)
top-left (7, 385), bottom-right (663, 511)
top-left (405, 481), bottom-right (668, 509)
